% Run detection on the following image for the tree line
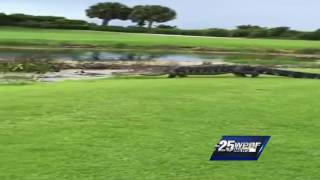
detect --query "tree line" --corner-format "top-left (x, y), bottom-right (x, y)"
top-left (0, 13), bottom-right (94, 29)
top-left (86, 2), bottom-right (176, 29)
top-left (1, 2), bottom-right (320, 41)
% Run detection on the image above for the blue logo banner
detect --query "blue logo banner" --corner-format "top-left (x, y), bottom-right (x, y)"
top-left (210, 136), bottom-right (271, 161)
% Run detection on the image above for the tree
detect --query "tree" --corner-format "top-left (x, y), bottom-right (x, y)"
top-left (128, 5), bottom-right (147, 27)
top-left (130, 5), bottom-right (176, 30)
top-left (86, 2), bottom-right (132, 26)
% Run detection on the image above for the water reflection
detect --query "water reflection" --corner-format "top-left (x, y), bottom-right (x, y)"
top-left (0, 49), bottom-right (217, 62)
top-left (0, 49), bottom-right (318, 66)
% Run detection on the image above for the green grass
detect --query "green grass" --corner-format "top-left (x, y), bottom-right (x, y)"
top-left (1, 27), bottom-right (320, 53)
top-left (0, 77), bottom-right (320, 179)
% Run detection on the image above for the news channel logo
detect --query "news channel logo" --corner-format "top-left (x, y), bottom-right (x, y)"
top-left (210, 136), bottom-right (271, 161)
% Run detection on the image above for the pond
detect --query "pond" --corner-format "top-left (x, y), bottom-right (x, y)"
top-left (0, 48), bottom-right (319, 66)
top-left (1, 48), bottom-right (320, 82)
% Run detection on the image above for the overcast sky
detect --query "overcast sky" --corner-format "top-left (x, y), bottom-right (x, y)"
top-left (1, 0), bottom-right (320, 30)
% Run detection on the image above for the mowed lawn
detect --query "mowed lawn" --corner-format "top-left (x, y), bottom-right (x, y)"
top-left (0, 77), bottom-right (319, 180)
top-left (1, 27), bottom-right (320, 52)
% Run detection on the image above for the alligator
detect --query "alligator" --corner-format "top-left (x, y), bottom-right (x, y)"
top-left (136, 65), bottom-right (320, 79)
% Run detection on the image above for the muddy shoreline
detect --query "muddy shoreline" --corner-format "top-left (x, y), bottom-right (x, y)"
top-left (0, 60), bottom-right (227, 82)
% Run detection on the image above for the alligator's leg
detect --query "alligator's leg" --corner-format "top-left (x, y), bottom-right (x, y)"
top-left (250, 72), bottom-right (260, 78)
top-left (177, 73), bottom-right (188, 78)
top-left (233, 73), bottom-right (247, 77)
top-left (177, 71), bottom-right (187, 78)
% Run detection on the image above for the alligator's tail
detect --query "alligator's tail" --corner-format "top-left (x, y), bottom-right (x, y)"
top-left (260, 68), bottom-right (320, 79)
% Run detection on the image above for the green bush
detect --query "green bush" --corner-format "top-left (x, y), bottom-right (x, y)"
top-left (249, 29), bottom-right (270, 38)
top-left (232, 29), bottom-right (251, 37)
top-left (0, 13), bottom-right (13, 25)
top-left (91, 25), bottom-right (148, 33)
top-left (152, 28), bottom-right (182, 35)
top-left (157, 25), bottom-right (177, 29)
top-left (299, 30), bottom-right (320, 40)
top-left (205, 28), bottom-right (230, 37)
